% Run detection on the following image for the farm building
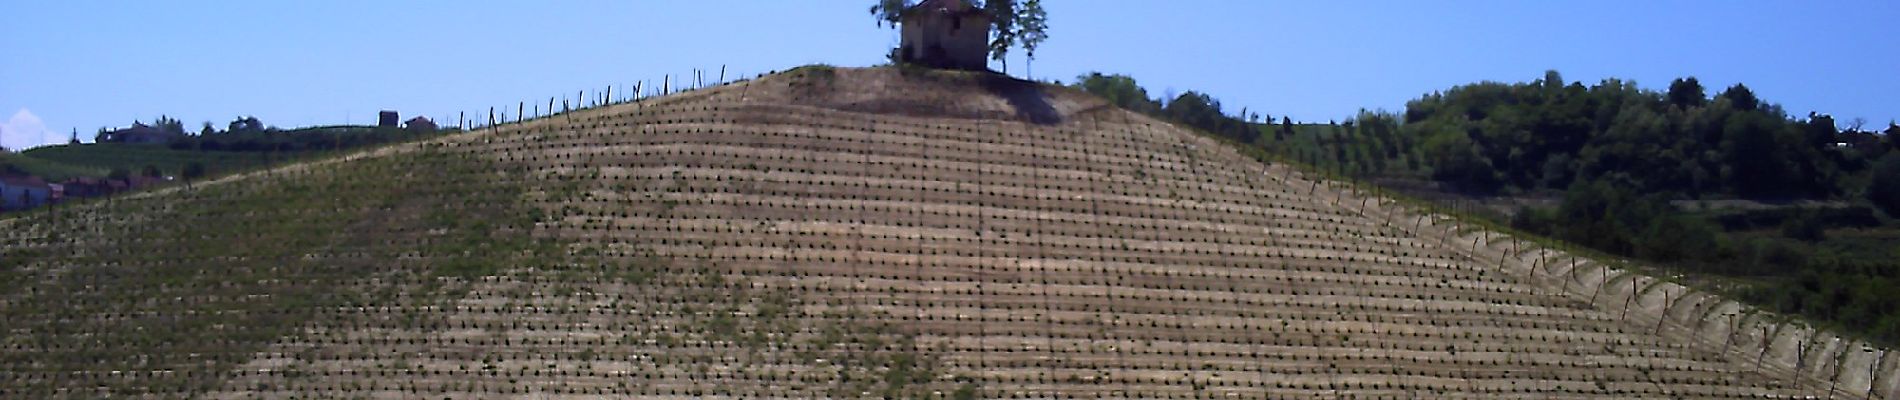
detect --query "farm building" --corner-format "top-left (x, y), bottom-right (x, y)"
top-left (403, 116), bottom-right (437, 133)
top-left (0, 175), bottom-right (51, 211)
top-left (898, 0), bottom-right (991, 70)
top-left (59, 177), bottom-right (109, 198)
top-left (378, 111), bottom-right (400, 128)
top-left (102, 123), bottom-right (183, 144)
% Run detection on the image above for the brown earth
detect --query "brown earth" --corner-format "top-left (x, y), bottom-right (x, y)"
top-left (1, 66), bottom-right (1891, 399)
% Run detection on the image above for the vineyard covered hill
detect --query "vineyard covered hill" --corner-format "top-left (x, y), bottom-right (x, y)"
top-left (1, 66), bottom-right (1893, 399)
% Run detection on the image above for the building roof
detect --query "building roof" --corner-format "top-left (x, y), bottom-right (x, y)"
top-left (0, 175), bottom-right (49, 189)
top-left (904, 0), bottom-right (989, 18)
top-left (110, 122), bottom-right (181, 141)
top-left (113, 123), bottom-right (159, 135)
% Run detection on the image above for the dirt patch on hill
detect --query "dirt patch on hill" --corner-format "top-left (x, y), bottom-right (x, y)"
top-left (745, 65), bottom-right (1107, 125)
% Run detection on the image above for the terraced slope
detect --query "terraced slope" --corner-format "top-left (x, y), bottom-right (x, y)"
top-left (2, 66), bottom-right (1893, 399)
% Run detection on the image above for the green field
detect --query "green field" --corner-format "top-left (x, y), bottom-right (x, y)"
top-left (19, 144), bottom-right (285, 179)
top-left (0, 152), bottom-right (105, 181)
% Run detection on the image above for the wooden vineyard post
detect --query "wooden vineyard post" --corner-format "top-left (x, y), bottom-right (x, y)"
top-left (1590, 264), bottom-right (1607, 305)
top-left (1871, 349), bottom-right (1889, 400)
top-left (1621, 275), bottom-right (1637, 322)
top-left (1654, 288), bottom-right (1671, 336)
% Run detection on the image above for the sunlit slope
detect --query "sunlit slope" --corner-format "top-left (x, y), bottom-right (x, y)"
top-left (1, 66), bottom-right (1891, 399)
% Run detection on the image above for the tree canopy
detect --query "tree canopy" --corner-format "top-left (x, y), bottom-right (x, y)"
top-left (870, 0), bottom-right (1050, 73)
top-left (1073, 69), bottom-right (1900, 347)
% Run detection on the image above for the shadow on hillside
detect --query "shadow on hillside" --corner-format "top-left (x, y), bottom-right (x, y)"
top-left (979, 74), bottom-right (1061, 125)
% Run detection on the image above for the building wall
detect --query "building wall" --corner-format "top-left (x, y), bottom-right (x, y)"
top-left (900, 13), bottom-right (990, 70)
top-left (0, 183), bottom-right (50, 210)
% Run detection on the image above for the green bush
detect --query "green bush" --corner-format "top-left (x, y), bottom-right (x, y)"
top-left (1870, 153), bottom-right (1900, 217)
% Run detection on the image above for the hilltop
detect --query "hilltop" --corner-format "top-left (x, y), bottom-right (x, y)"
top-left (1, 66), bottom-right (1894, 398)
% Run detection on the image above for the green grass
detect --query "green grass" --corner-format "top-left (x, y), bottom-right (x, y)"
top-left (0, 152), bottom-right (104, 181)
top-left (0, 142), bottom-right (546, 397)
top-left (20, 143), bottom-right (284, 178)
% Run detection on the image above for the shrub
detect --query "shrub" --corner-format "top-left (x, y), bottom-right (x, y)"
top-left (1869, 153), bottom-right (1900, 217)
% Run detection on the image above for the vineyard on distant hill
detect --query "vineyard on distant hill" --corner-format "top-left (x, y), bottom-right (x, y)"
top-left (1, 66), bottom-right (1893, 399)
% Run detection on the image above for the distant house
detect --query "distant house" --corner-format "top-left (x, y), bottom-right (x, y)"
top-left (404, 116), bottom-right (437, 133)
top-left (104, 122), bottom-right (184, 144)
top-left (0, 175), bottom-right (51, 211)
top-left (127, 175), bottom-right (164, 190)
top-left (379, 111), bottom-right (400, 128)
top-left (60, 177), bottom-right (109, 198)
top-left (898, 0), bottom-right (992, 71)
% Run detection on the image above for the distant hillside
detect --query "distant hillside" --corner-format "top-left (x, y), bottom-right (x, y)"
top-left (1076, 70), bottom-right (1900, 350)
top-left (0, 151), bottom-right (104, 181)
top-left (16, 125), bottom-right (451, 180)
top-left (1, 66), bottom-right (1892, 399)
top-left (18, 143), bottom-right (275, 179)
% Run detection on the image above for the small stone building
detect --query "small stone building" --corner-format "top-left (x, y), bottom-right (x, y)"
top-left (404, 116), bottom-right (437, 133)
top-left (378, 111), bottom-right (400, 128)
top-left (103, 123), bottom-right (183, 144)
top-left (898, 0), bottom-right (991, 71)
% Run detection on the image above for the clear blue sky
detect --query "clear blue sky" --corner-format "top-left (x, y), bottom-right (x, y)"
top-left (3, 1), bottom-right (1896, 150)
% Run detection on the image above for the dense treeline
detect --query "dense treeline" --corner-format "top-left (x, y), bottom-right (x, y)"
top-left (168, 116), bottom-right (451, 153)
top-left (1072, 70), bottom-right (1900, 346)
top-left (168, 125), bottom-right (442, 153)
top-left (1402, 71), bottom-right (1894, 199)
top-left (1073, 73), bottom-right (1418, 180)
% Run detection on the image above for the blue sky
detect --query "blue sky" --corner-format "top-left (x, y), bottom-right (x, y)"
top-left (3, 1), bottom-right (1896, 150)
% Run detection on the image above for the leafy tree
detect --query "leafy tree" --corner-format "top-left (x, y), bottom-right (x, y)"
top-left (1637, 214), bottom-right (1721, 263)
top-left (1870, 153), bottom-right (1900, 216)
top-left (1666, 77), bottom-right (1706, 108)
top-left (1802, 113), bottom-right (1839, 148)
top-left (984, 0), bottom-right (1017, 72)
top-left (1072, 73), bottom-right (1159, 114)
top-left (153, 115), bottom-right (187, 137)
top-left (1886, 123), bottom-right (1900, 151)
top-left (182, 162), bottom-right (207, 180)
top-left (869, 0), bottom-right (1049, 74)
top-left (1015, 0), bottom-right (1048, 76)
top-left (1780, 210), bottom-right (1828, 242)
top-left (1720, 83), bottom-right (1761, 112)
top-left (1420, 128), bottom-right (1499, 193)
top-left (228, 116), bottom-right (264, 134)
top-left (1720, 112), bottom-right (1792, 198)
top-left (1539, 70), bottom-right (1566, 93)
top-left (868, 0), bottom-right (908, 27)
